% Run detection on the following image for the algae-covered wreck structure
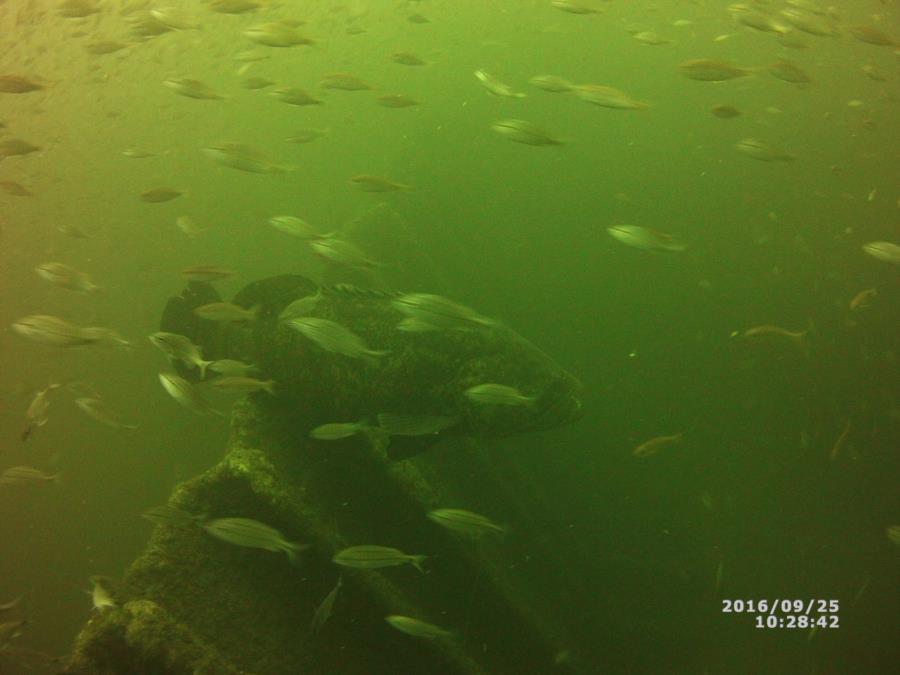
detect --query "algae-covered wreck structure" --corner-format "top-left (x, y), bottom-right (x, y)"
top-left (63, 274), bottom-right (584, 675)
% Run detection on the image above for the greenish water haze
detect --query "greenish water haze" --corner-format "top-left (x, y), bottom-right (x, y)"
top-left (1, 0), bottom-right (898, 672)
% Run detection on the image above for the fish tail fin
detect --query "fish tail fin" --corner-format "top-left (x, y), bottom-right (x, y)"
top-left (284, 541), bottom-right (310, 566)
top-left (264, 380), bottom-right (277, 396)
top-left (198, 359), bottom-right (213, 380)
top-left (410, 555), bottom-right (427, 574)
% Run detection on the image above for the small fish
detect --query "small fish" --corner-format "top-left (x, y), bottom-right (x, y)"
top-left (175, 215), bottom-right (207, 238)
top-left (551, 0), bottom-right (602, 14)
top-left (285, 128), bottom-right (329, 143)
top-left (210, 0), bottom-right (265, 14)
top-left (474, 70), bottom-right (526, 98)
top-left (310, 576), bottom-right (342, 635)
top-left (0, 596), bottom-right (22, 613)
top-left (427, 508), bottom-right (505, 536)
top-left (0, 139), bottom-right (41, 158)
top-left (861, 64), bottom-right (885, 82)
top-left (377, 413), bottom-right (458, 437)
top-left (203, 517), bottom-right (308, 563)
top-left (122, 147), bottom-right (157, 159)
top-left (768, 60), bottom-right (812, 84)
top-left (571, 84), bottom-right (648, 110)
top-left (0, 75), bottom-right (44, 93)
top-left (278, 290), bottom-right (323, 321)
top-left (392, 293), bottom-right (495, 331)
top-left (385, 615), bottom-right (453, 640)
top-left (140, 187), bottom-right (184, 203)
top-left (12, 315), bottom-right (97, 347)
top-left (35, 262), bottom-right (100, 293)
top-left (57, 223), bottom-right (91, 238)
top-left (711, 104), bottom-right (741, 119)
top-left (528, 75), bottom-right (573, 92)
top-left (776, 31), bottom-right (808, 49)
top-left (779, 8), bottom-right (836, 36)
top-left (58, 0), bottom-right (100, 18)
top-left (86, 40), bottom-right (128, 55)
top-left (268, 215), bottom-right (329, 239)
top-left (309, 421), bottom-right (368, 440)
top-left (632, 432), bottom-right (683, 458)
top-left (241, 76), bottom-right (274, 90)
top-left (208, 359), bottom-right (258, 377)
top-left (202, 142), bottom-right (293, 173)
top-left (829, 419), bottom-right (852, 461)
top-left (848, 25), bottom-right (895, 47)
top-left (142, 504), bottom-right (203, 527)
top-left (75, 398), bottom-right (138, 431)
top-left (158, 373), bottom-right (223, 416)
top-left (376, 94), bottom-right (419, 108)
top-left (209, 376), bottom-right (275, 396)
top-left (607, 224), bottom-right (686, 252)
top-left (632, 31), bottom-right (672, 45)
top-left (349, 175), bottom-right (410, 192)
top-left (309, 238), bottom-right (380, 268)
top-left (465, 383), bottom-right (536, 407)
top-left (89, 576), bottom-right (116, 612)
top-left (0, 466), bottom-right (60, 486)
top-left (679, 59), bottom-right (752, 81)
top-left (849, 288), bottom-right (877, 311)
top-left (194, 302), bottom-right (257, 322)
top-left (243, 23), bottom-right (315, 48)
top-left (886, 525), bottom-right (900, 547)
top-left (407, 13), bottom-right (429, 24)
top-left (288, 317), bottom-right (388, 361)
top-left (740, 324), bottom-right (808, 344)
top-left (391, 52), bottom-right (426, 66)
top-left (0, 181), bottom-right (34, 196)
top-left (22, 383), bottom-right (61, 442)
top-left (163, 78), bottom-right (224, 100)
top-left (80, 327), bottom-right (131, 350)
top-left (0, 619), bottom-right (27, 645)
top-left (735, 138), bottom-right (796, 162)
top-left (491, 119), bottom-right (562, 146)
top-left (150, 332), bottom-right (213, 376)
top-left (270, 86), bottom-right (322, 106)
top-left (320, 73), bottom-right (372, 91)
top-left (180, 265), bottom-right (236, 282)
top-left (730, 7), bottom-right (785, 34)
top-left (150, 7), bottom-right (201, 31)
top-left (333, 546), bottom-right (426, 573)
top-left (862, 241), bottom-right (900, 265)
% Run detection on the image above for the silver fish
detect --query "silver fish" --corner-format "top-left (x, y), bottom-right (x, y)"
top-left (385, 615), bottom-right (453, 640)
top-left (202, 142), bottom-right (293, 173)
top-left (678, 59), bottom-right (752, 81)
top-left (309, 238), bottom-right (380, 269)
top-left (607, 224), bottom-right (686, 252)
top-left (391, 293), bottom-right (495, 331)
top-left (35, 263), bottom-right (101, 293)
top-left (285, 128), bottom-right (329, 143)
top-left (0, 619), bottom-right (26, 645)
top-left (208, 359), bottom-right (258, 377)
top-left (209, 377), bottom-right (275, 396)
top-left (528, 75), bottom-right (573, 92)
top-left (474, 70), bottom-right (526, 98)
top-left (175, 216), bottom-right (208, 238)
top-left (278, 290), bottom-right (323, 321)
top-left (243, 23), bottom-right (315, 47)
top-left (376, 413), bottom-right (458, 437)
top-left (551, 0), bottom-right (602, 14)
top-left (0, 596), bottom-right (22, 613)
top-left (333, 546), bottom-right (426, 573)
top-left (80, 327), bottom-right (131, 349)
top-left (142, 504), bottom-right (203, 527)
top-left (158, 373), bottom-right (223, 416)
top-left (270, 87), bottom-right (322, 106)
top-left (12, 315), bottom-right (97, 347)
top-left (150, 7), bottom-right (201, 30)
top-left (310, 576), bottom-right (342, 635)
top-left (287, 318), bottom-right (388, 361)
top-left (163, 78), bottom-right (223, 100)
top-left (735, 138), bottom-right (796, 161)
top-left (309, 422), bottom-right (367, 440)
top-left (572, 84), bottom-right (649, 109)
top-left (203, 517), bottom-right (308, 563)
top-left (0, 466), bottom-right (60, 486)
top-left (75, 398), bottom-right (138, 431)
top-left (268, 216), bottom-right (330, 239)
top-left (89, 576), bottom-right (116, 612)
top-left (22, 383), bottom-right (61, 442)
top-left (465, 383), bottom-right (536, 407)
top-left (491, 119), bottom-right (562, 146)
top-left (149, 332), bottom-right (212, 377)
top-left (194, 302), bottom-right (257, 322)
top-left (427, 508), bottom-right (506, 536)
top-left (862, 241), bottom-right (900, 265)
